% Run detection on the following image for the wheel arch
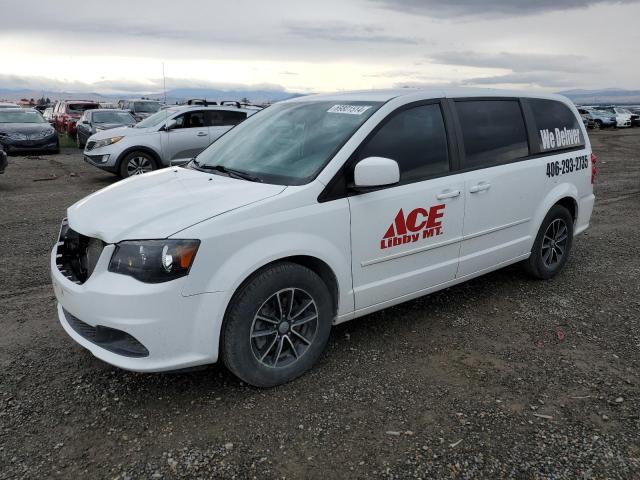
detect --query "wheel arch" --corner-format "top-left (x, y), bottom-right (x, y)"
top-left (226, 255), bottom-right (340, 320)
top-left (115, 145), bottom-right (162, 171)
top-left (532, 184), bottom-right (580, 240)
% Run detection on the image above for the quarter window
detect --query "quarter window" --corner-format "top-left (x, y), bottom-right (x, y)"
top-left (456, 100), bottom-right (529, 169)
top-left (528, 99), bottom-right (584, 152)
top-left (357, 103), bottom-right (449, 184)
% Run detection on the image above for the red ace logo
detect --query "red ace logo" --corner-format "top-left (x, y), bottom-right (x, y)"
top-left (380, 204), bottom-right (445, 249)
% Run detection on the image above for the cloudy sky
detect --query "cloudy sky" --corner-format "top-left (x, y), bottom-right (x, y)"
top-left (0, 0), bottom-right (638, 95)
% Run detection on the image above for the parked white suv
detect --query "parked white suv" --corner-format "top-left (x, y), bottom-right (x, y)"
top-left (83, 105), bottom-right (257, 178)
top-left (52, 88), bottom-right (596, 387)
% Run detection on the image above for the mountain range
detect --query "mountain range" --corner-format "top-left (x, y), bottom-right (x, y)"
top-left (0, 86), bottom-right (300, 105)
top-left (1, 86), bottom-right (639, 106)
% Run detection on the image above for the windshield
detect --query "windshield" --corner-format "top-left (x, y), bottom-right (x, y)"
top-left (93, 111), bottom-right (136, 124)
top-left (195, 101), bottom-right (381, 185)
top-left (68, 103), bottom-right (99, 113)
top-left (135, 109), bottom-right (176, 128)
top-left (0, 110), bottom-right (46, 123)
top-left (134, 101), bottom-right (161, 113)
top-left (614, 107), bottom-right (630, 114)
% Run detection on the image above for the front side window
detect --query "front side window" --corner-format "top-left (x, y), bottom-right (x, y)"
top-left (173, 111), bottom-right (206, 129)
top-left (357, 103), bottom-right (449, 184)
top-left (195, 101), bottom-right (381, 185)
top-left (529, 99), bottom-right (584, 153)
top-left (456, 100), bottom-right (529, 169)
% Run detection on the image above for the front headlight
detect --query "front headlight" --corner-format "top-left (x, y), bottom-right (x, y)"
top-left (108, 239), bottom-right (200, 283)
top-left (93, 136), bottom-right (124, 149)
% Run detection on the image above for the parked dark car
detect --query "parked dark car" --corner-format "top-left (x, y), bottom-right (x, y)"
top-left (0, 144), bottom-right (7, 174)
top-left (0, 109), bottom-right (59, 154)
top-left (52, 100), bottom-right (100, 137)
top-left (577, 107), bottom-right (616, 129)
top-left (117, 99), bottom-right (161, 121)
top-left (76, 109), bottom-right (136, 148)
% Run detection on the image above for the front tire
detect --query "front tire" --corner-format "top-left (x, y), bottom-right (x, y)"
top-left (221, 262), bottom-right (333, 387)
top-left (524, 205), bottom-right (574, 280)
top-left (118, 151), bottom-right (156, 178)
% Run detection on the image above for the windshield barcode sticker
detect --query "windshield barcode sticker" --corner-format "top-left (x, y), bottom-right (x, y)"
top-left (327, 105), bottom-right (372, 115)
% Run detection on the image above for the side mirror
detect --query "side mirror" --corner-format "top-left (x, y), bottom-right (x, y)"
top-left (164, 119), bottom-right (178, 131)
top-left (353, 157), bottom-right (400, 189)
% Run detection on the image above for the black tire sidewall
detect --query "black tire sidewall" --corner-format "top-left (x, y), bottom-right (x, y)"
top-left (529, 205), bottom-right (574, 280)
top-left (222, 262), bottom-right (333, 387)
top-left (118, 151), bottom-right (156, 178)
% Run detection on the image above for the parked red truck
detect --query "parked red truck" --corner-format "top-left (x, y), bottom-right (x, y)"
top-left (52, 100), bottom-right (99, 137)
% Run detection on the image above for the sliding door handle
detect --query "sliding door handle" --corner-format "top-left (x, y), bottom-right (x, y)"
top-left (469, 182), bottom-right (491, 193)
top-left (436, 189), bottom-right (461, 200)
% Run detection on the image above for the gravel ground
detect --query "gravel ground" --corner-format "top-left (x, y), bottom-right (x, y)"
top-left (0, 129), bottom-right (639, 479)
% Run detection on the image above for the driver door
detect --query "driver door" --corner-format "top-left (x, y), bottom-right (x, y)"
top-left (160, 110), bottom-right (210, 164)
top-left (348, 102), bottom-right (464, 311)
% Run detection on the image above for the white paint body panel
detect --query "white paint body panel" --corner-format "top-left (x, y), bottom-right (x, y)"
top-left (52, 88), bottom-right (594, 372)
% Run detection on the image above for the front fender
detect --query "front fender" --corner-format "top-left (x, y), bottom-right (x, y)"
top-left (184, 232), bottom-right (352, 318)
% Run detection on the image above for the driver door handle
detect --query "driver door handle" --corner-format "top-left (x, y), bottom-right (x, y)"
top-left (469, 182), bottom-right (491, 193)
top-left (196, 131), bottom-right (208, 136)
top-left (436, 189), bottom-right (461, 200)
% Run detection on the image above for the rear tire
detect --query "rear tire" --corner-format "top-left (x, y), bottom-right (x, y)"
top-left (524, 205), bottom-right (573, 280)
top-left (222, 262), bottom-right (333, 387)
top-left (118, 151), bottom-right (157, 178)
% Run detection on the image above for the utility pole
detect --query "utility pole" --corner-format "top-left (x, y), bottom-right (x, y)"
top-left (162, 62), bottom-right (167, 104)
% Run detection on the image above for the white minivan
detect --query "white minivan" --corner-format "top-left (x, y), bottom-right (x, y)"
top-left (51, 88), bottom-right (596, 387)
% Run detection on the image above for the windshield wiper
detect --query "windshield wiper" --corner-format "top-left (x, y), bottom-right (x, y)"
top-left (192, 161), bottom-right (263, 183)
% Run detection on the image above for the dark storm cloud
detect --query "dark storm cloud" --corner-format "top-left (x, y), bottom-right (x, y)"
top-left (429, 51), bottom-right (599, 74)
top-left (284, 22), bottom-right (417, 44)
top-left (371, 0), bottom-right (639, 18)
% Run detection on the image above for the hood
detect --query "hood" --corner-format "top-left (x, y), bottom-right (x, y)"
top-left (0, 123), bottom-right (55, 134)
top-left (95, 123), bottom-right (133, 132)
top-left (67, 167), bottom-right (286, 243)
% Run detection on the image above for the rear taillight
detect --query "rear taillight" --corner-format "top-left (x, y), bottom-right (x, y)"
top-left (591, 153), bottom-right (597, 184)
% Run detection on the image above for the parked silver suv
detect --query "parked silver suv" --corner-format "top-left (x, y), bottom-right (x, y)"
top-left (82, 105), bottom-right (259, 178)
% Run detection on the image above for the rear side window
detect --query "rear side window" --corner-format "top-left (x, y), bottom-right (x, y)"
top-left (529, 99), bottom-right (584, 153)
top-left (357, 103), bottom-right (449, 184)
top-left (206, 110), bottom-right (247, 126)
top-left (456, 100), bottom-right (529, 169)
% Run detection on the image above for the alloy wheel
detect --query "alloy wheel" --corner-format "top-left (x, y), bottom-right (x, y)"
top-left (126, 156), bottom-right (153, 176)
top-left (249, 288), bottom-right (318, 368)
top-left (541, 218), bottom-right (568, 268)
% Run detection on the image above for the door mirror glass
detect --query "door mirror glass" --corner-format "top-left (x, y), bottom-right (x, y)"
top-left (353, 157), bottom-right (400, 188)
